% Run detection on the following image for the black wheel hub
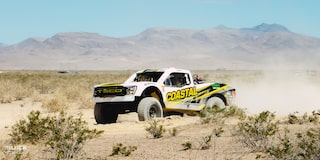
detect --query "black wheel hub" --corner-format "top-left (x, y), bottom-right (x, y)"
top-left (149, 107), bottom-right (157, 118)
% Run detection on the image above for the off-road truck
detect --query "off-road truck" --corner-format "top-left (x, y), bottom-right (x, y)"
top-left (93, 68), bottom-right (236, 124)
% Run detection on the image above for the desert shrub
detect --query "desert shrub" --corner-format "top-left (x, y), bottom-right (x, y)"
top-left (287, 111), bottom-right (319, 124)
top-left (198, 135), bottom-right (213, 150)
top-left (10, 110), bottom-right (50, 145)
top-left (266, 128), bottom-right (295, 159)
top-left (307, 111), bottom-right (320, 124)
top-left (9, 110), bottom-right (103, 159)
top-left (182, 129), bottom-right (221, 151)
top-left (145, 120), bottom-right (166, 138)
top-left (182, 141), bottom-right (193, 150)
top-left (295, 128), bottom-right (320, 159)
top-left (265, 127), bottom-right (320, 159)
top-left (237, 111), bottom-right (279, 152)
top-left (169, 128), bottom-right (178, 136)
top-left (198, 106), bottom-right (225, 124)
top-left (45, 111), bottom-right (103, 159)
top-left (288, 112), bottom-right (302, 124)
top-left (110, 143), bottom-right (137, 157)
top-left (198, 105), bottom-right (247, 124)
top-left (213, 126), bottom-right (224, 137)
top-left (224, 106), bottom-right (247, 120)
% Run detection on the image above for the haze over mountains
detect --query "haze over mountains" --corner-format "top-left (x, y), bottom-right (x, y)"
top-left (0, 23), bottom-right (320, 70)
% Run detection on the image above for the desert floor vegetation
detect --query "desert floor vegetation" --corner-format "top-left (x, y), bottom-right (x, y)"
top-left (0, 70), bottom-right (133, 109)
top-left (0, 70), bottom-right (320, 159)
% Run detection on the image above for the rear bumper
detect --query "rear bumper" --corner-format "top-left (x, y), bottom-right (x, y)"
top-left (225, 88), bottom-right (236, 106)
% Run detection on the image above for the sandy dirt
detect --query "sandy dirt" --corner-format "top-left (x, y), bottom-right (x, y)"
top-left (0, 100), bottom-right (254, 159)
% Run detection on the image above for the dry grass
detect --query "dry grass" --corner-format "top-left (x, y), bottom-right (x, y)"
top-left (1, 69), bottom-right (319, 113)
top-left (0, 71), bottom-right (132, 112)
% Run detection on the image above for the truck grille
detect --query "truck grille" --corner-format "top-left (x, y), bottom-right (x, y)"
top-left (94, 86), bottom-right (126, 97)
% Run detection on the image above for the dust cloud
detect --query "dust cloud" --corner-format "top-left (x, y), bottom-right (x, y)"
top-left (230, 71), bottom-right (320, 116)
top-left (199, 69), bottom-right (320, 116)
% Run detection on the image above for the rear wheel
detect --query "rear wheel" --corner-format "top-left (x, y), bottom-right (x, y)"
top-left (206, 97), bottom-right (226, 110)
top-left (94, 103), bottom-right (118, 124)
top-left (137, 97), bottom-right (163, 121)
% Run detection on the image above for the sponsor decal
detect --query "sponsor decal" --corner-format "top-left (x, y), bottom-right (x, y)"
top-left (166, 87), bottom-right (197, 101)
top-left (96, 88), bottom-right (122, 94)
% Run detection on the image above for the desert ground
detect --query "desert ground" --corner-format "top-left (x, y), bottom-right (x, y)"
top-left (0, 70), bottom-right (319, 159)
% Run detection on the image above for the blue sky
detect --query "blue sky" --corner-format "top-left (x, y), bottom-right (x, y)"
top-left (1, 0), bottom-right (319, 44)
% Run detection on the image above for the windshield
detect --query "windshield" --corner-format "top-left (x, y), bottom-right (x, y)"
top-left (133, 72), bottom-right (164, 82)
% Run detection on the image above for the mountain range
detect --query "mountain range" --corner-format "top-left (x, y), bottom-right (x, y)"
top-left (0, 23), bottom-right (320, 70)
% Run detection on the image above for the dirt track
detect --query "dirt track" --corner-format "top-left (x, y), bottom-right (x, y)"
top-left (0, 99), bottom-right (254, 159)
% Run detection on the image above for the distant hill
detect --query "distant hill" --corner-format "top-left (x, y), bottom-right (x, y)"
top-left (0, 23), bottom-right (320, 70)
top-left (0, 43), bottom-right (5, 48)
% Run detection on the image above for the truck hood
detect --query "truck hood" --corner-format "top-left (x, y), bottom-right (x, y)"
top-left (95, 82), bottom-right (158, 88)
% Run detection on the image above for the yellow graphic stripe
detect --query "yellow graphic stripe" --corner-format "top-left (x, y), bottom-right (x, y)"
top-left (196, 88), bottom-right (210, 97)
top-left (196, 85), bottom-right (211, 92)
top-left (99, 83), bottom-right (121, 87)
top-left (195, 85), bottom-right (230, 101)
top-left (165, 96), bottom-right (195, 109)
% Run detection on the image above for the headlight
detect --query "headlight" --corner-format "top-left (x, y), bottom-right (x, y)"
top-left (126, 86), bottom-right (137, 95)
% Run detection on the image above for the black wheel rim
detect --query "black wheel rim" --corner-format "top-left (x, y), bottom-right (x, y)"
top-left (149, 106), bottom-right (157, 118)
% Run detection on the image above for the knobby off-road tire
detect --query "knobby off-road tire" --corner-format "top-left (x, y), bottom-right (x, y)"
top-left (206, 97), bottom-right (226, 109)
top-left (94, 103), bottom-right (118, 124)
top-left (137, 97), bottom-right (163, 121)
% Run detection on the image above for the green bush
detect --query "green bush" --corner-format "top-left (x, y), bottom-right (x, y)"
top-left (198, 135), bottom-right (213, 150)
top-left (266, 128), bottom-right (294, 159)
top-left (198, 105), bottom-right (246, 124)
top-left (145, 120), bottom-right (166, 138)
top-left (45, 111), bottom-right (103, 159)
top-left (223, 106), bottom-right (247, 120)
top-left (169, 128), bottom-right (178, 136)
top-left (110, 143), bottom-right (137, 157)
top-left (10, 110), bottom-right (50, 145)
top-left (307, 111), bottom-right (319, 124)
top-left (213, 126), bottom-right (224, 137)
top-left (265, 127), bottom-right (320, 159)
top-left (296, 128), bottom-right (320, 159)
top-left (9, 110), bottom-right (103, 159)
top-left (287, 111), bottom-right (320, 125)
top-left (182, 129), bottom-right (221, 151)
top-left (288, 112), bottom-right (302, 124)
top-left (237, 111), bottom-right (279, 152)
top-left (198, 106), bottom-right (225, 124)
top-left (181, 141), bottom-right (193, 151)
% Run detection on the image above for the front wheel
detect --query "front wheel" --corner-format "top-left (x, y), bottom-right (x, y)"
top-left (137, 97), bottom-right (163, 121)
top-left (94, 103), bottom-right (118, 124)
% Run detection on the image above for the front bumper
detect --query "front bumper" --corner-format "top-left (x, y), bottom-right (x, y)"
top-left (93, 96), bottom-right (141, 113)
top-left (93, 95), bottom-right (136, 103)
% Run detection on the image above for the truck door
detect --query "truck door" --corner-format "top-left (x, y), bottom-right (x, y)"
top-left (162, 72), bottom-right (195, 106)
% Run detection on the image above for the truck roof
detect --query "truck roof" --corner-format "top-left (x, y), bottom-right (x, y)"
top-left (136, 67), bottom-right (190, 74)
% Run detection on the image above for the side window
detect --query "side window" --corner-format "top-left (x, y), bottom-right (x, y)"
top-left (164, 73), bottom-right (191, 87)
top-left (164, 78), bottom-right (172, 86)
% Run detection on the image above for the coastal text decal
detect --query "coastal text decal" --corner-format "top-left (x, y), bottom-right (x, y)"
top-left (166, 87), bottom-right (197, 101)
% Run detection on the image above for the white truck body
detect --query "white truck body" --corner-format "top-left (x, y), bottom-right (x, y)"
top-left (93, 68), bottom-right (236, 123)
